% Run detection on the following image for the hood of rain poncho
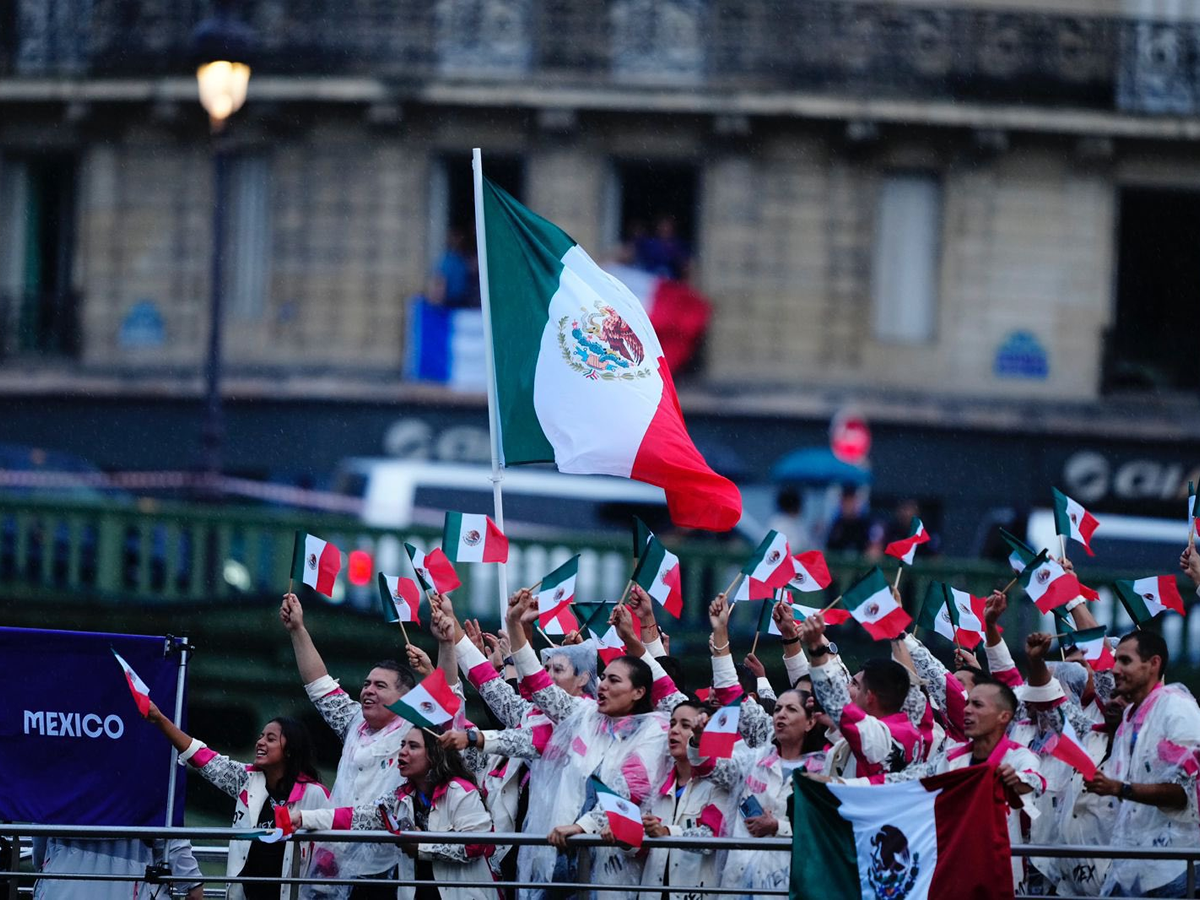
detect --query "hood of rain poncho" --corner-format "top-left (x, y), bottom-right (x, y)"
top-left (1048, 661), bottom-right (1088, 706)
top-left (540, 638), bottom-right (599, 697)
top-left (517, 698), bottom-right (671, 896)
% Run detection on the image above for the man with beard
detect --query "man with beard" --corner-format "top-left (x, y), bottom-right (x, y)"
top-left (1083, 631), bottom-right (1200, 898)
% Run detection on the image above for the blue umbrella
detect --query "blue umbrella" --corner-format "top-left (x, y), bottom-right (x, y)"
top-left (770, 447), bottom-right (871, 486)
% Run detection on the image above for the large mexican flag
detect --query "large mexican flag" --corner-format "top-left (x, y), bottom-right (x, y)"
top-left (480, 176), bottom-right (741, 532)
top-left (791, 765), bottom-right (1013, 900)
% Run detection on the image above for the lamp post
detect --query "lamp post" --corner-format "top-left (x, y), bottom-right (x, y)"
top-left (190, 2), bottom-right (254, 493)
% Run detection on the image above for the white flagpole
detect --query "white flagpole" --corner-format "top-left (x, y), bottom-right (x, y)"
top-left (472, 148), bottom-right (510, 625)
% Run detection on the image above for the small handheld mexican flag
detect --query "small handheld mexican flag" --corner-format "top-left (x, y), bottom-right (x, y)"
top-left (537, 555), bottom-right (580, 635)
top-left (1061, 625), bottom-right (1115, 671)
top-left (442, 512), bottom-right (509, 564)
top-left (378, 573), bottom-right (421, 624)
top-left (735, 530), bottom-right (794, 601)
top-left (1042, 719), bottom-right (1097, 781)
top-left (1019, 549), bottom-right (1079, 614)
top-left (385, 668), bottom-right (461, 728)
top-left (788, 550), bottom-right (832, 593)
top-left (632, 516), bottom-right (654, 561)
top-left (1114, 576), bottom-right (1186, 625)
top-left (591, 777), bottom-right (644, 848)
top-left (404, 543), bottom-right (461, 595)
top-left (577, 602), bottom-right (638, 665)
top-left (1190, 482), bottom-right (1199, 538)
top-left (884, 518), bottom-right (930, 565)
top-left (698, 695), bottom-right (743, 760)
top-left (917, 582), bottom-right (986, 649)
top-left (291, 531), bottom-right (342, 597)
top-left (842, 567), bottom-right (911, 640)
top-left (790, 595), bottom-right (852, 626)
top-left (631, 535), bottom-right (682, 618)
top-left (112, 649), bottom-right (151, 717)
top-left (1052, 487), bottom-right (1099, 556)
top-left (999, 527), bottom-right (1037, 574)
top-left (791, 765), bottom-right (1014, 900)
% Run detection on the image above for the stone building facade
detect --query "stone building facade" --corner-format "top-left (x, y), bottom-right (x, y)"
top-left (3, 0), bottom-right (1200, 407)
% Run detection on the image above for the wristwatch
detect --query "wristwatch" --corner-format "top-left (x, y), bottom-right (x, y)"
top-left (808, 642), bottom-right (837, 657)
top-left (1119, 781), bottom-right (1134, 801)
top-left (465, 728), bottom-right (479, 749)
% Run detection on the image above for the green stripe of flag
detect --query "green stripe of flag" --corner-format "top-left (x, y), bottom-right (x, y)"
top-left (482, 177), bottom-right (575, 465)
top-left (541, 555), bottom-right (579, 591)
top-left (790, 778), bottom-right (860, 898)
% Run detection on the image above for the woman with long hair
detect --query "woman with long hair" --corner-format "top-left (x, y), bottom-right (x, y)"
top-left (142, 702), bottom-right (329, 900)
top-left (293, 728), bottom-right (494, 900)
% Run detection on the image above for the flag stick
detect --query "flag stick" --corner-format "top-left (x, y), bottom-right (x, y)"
top-left (750, 630), bottom-right (761, 656)
top-left (472, 147), bottom-right (510, 627)
top-left (1059, 534), bottom-right (1067, 562)
top-left (397, 619), bottom-right (409, 645)
top-left (1000, 574), bottom-right (1020, 594)
top-left (536, 626), bottom-right (559, 648)
top-left (618, 579), bottom-right (635, 606)
top-left (287, 577), bottom-right (293, 595)
top-left (820, 594), bottom-right (843, 614)
top-left (723, 572), bottom-right (744, 599)
top-left (529, 580), bottom-right (543, 594)
top-left (893, 568), bottom-right (903, 591)
top-left (422, 727), bottom-right (442, 739)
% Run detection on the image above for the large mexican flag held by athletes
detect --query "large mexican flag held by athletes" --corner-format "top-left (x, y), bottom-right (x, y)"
top-left (480, 176), bottom-right (741, 532)
top-left (791, 765), bottom-right (1014, 900)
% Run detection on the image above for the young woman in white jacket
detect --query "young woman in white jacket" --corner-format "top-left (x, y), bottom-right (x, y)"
top-left (142, 701), bottom-right (330, 900)
top-left (294, 728), bottom-right (495, 900)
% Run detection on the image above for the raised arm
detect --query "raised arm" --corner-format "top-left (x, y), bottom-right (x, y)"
top-left (508, 589), bottom-right (583, 724)
top-left (280, 593), bottom-right (328, 684)
top-left (613, 603), bottom-right (686, 712)
top-left (708, 594), bottom-right (771, 746)
top-left (983, 591), bottom-right (1024, 688)
top-left (627, 585), bottom-right (668, 658)
top-left (144, 701), bottom-right (250, 802)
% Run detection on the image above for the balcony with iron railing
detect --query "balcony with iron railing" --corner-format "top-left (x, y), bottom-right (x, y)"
top-left (5, 0), bottom-right (1200, 116)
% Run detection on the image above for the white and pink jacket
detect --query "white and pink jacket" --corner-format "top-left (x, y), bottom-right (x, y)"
top-left (639, 764), bottom-right (730, 899)
top-left (177, 738), bottom-right (331, 900)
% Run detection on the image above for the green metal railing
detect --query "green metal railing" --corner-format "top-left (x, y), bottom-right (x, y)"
top-left (0, 493), bottom-right (1182, 639)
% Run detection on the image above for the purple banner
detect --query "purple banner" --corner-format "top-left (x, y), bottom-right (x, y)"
top-left (0, 626), bottom-right (186, 825)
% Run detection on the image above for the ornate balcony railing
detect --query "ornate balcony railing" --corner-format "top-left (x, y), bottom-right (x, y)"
top-left (6, 0), bottom-right (1200, 115)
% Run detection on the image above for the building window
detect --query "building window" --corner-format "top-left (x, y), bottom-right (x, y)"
top-left (223, 153), bottom-right (272, 321)
top-left (608, 159), bottom-right (698, 281)
top-left (0, 154), bottom-right (79, 358)
top-left (1108, 186), bottom-right (1200, 393)
top-left (871, 173), bottom-right (941, 344)
top-left (426, 153), bottom-right (524, 307)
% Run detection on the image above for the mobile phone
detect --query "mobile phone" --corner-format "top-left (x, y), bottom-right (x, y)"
top-left (739, 795), bottom-right (764, 819)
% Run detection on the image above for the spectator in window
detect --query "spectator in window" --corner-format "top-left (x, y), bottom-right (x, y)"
top-left (427, 227), bottom-right (480, 309)
top-left (635, 214), bottom-right (690, 280)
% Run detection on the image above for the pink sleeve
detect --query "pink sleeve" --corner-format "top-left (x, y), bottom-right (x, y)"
top-left (620, 755), bottom-right (652, 806)
top-left (331, 807), bottom-right (353, 830)
top-left (467, 661), bottom-right (501, 689)
top-left (943, 673), bottom-right (967, 736)
top-left (992, 666), bottom-right (1023, 689)
top-left (651, 673), bottom-right (681, 706)
top-left (520, 668), bottom-right (553, 695)
top-left (187, 747), bottom-right (218, 768)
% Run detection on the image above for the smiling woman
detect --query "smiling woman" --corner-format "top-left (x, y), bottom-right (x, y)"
top-left (141, 702), bottom-right (329, 900)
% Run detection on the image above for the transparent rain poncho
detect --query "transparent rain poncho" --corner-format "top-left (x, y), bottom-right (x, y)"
top-left (540, 639), bottom-right (599, 698)
top-left (517, 698), bottom-right (672, 899)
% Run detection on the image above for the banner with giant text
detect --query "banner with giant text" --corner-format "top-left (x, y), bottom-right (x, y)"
top-left (0, 626), bottom-right (187, 825)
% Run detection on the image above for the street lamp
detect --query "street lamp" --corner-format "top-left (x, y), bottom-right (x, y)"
top-left (190, 3), bottom-right (255, 492)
